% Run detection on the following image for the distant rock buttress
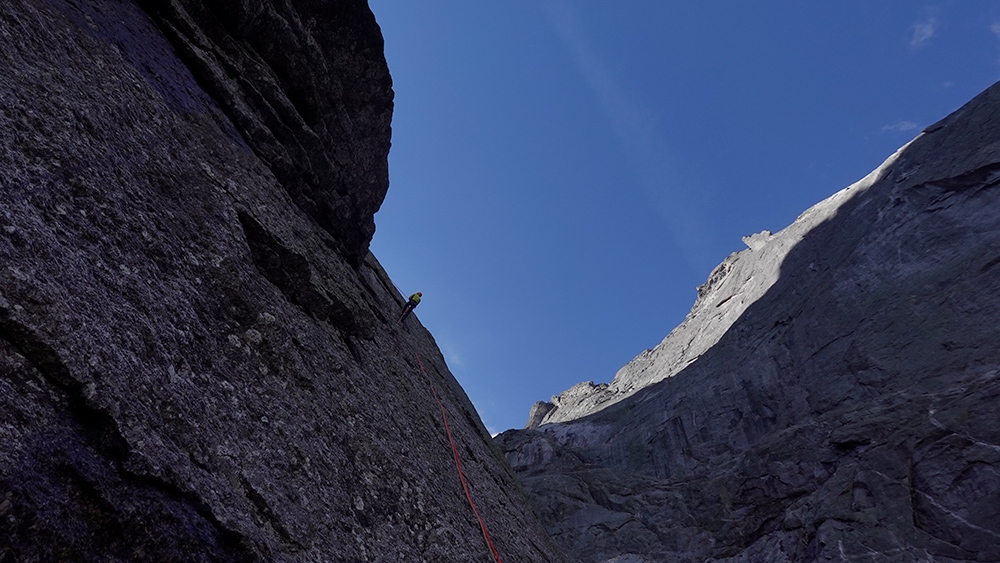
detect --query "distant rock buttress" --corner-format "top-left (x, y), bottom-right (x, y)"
top-left (501, 80), bottom-right (1000, 563)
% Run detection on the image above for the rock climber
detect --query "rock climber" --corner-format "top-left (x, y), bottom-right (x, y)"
top-left (398, 292), bottom-right (422, 322)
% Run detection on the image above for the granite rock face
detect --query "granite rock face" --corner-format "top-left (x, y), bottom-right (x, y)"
top-left (0, 1), bottom-right (564, 561)
top-left (500, 82), bottom-right (1000, 562)
top-left (137, 0), bottom-right (393, 266)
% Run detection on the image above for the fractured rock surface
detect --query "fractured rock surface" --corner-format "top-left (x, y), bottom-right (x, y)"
top-left (501, 81), bottom-right (1000, 562)
top-left (135, 0), bottom-right (394, 265)
top-left (0, 1), bottom-right (563, 561)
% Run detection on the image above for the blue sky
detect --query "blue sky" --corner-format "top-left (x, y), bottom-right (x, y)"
top-left (367, 1), bottom-right (1000, 434)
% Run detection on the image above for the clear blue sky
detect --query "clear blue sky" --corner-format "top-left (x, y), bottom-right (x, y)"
top-left (367, 1), bottom-right (1000, 434)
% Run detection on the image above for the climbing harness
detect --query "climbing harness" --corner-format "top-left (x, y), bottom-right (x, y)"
top-left (415, 353), bottom-right (503, 563)
top-left (397, 293), bottom-right (421, 323)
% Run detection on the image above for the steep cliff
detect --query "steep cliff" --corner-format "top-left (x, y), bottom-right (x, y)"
top-left (500, 82), bottom-right (1000, 562)
top-left (0, 1), bottom-right (564, 561)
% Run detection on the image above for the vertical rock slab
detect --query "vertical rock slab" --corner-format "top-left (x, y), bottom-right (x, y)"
top-left (135, 0), bottom-right (394, 265)
top-left (0, 1), bottom-right (564, 561)
top-left (501, 81), bottom-right (1000, 562)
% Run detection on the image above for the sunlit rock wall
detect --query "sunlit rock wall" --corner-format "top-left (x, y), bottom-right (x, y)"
top-left (501, 81), bottom-right (1000, 563)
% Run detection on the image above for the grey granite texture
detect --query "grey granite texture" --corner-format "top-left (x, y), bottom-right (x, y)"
top-left (0, 1), bottom-right (564, 561)
top-left (500, 81), bottom-right (1000, 562)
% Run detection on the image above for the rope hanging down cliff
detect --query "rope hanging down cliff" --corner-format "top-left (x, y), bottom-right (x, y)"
top-left (415, 352), bottom-right (503, 563)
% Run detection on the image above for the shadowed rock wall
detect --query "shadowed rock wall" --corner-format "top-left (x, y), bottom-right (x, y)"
top-left (136, 0), bottom-right (393, 266)
top-left (500, 82), bottom-right (1000, 562)
top-left (0, 1), bottom-right (564, 561)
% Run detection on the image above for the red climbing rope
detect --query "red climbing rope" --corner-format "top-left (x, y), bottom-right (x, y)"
top-left (416, 353), bottom-right (503, 563)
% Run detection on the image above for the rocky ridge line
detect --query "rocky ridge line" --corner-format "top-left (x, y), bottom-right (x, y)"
top-left (501, 80), bottom-right (1000, 562)
top-left (529, 140), bottom-right (909, 427)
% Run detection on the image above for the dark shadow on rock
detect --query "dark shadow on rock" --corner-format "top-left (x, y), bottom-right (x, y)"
top-left (135, 0), bottom-right (394, 265)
